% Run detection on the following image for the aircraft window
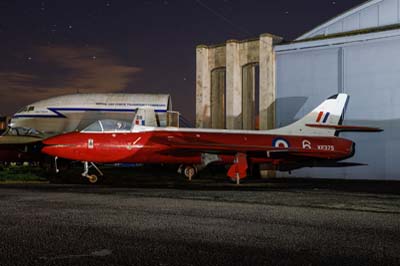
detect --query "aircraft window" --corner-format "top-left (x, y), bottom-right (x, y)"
top-left (82, 121), bottom-right (103, 132)
top-left (17, 106), bottom-right (28, 113)
top-left (28, 106), bottom-right (35, 112)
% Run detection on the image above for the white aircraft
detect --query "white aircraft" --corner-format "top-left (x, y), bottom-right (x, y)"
top-left (6, 93), bottom-right (173, 142)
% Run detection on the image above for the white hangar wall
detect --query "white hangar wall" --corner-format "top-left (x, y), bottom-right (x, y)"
top-left (275, 29), bottom-right (400, 180)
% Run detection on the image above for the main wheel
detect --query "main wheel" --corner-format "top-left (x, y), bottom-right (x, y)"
top-left (88, 174), bottom-right (98, 184)
top-left (184, 166), bottom-right (197, 180)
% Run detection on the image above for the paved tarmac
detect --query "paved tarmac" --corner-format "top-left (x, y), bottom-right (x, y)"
top-left (0, 181), bottom-right (400, 266)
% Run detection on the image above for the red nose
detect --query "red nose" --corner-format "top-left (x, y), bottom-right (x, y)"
top-left (41, 145), bottom-right (60, 157)
top-left (42, 132), bottom-right (82, 157)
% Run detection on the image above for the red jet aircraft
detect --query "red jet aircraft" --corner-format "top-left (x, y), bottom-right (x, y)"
top-left (42, 94), bottom-right (382, 184)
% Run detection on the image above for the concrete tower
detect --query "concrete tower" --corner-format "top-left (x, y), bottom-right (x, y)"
top-left (196, 33), bottom-right (283, 131)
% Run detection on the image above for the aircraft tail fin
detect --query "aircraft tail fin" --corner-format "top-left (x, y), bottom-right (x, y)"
top-left (271, 94), bottom-right (349, 137)
top-left (131, 107), bottom-right (158, 129)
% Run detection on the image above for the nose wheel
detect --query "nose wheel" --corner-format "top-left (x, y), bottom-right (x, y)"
top-left (87, 174), bottom-right (98, 184)
top-left (82, 162), bottom-right (103, 184)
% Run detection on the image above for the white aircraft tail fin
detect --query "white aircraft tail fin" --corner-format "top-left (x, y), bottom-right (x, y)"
top-left (131, 107), bottom-right (158, 129)
top-left (270, 94), bottom-right (349, 136)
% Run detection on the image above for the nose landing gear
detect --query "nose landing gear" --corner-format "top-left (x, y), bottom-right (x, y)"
top-left (82, 161), bottom-right (103, 184)
top-left (87, 174), bottom-right (98, 184)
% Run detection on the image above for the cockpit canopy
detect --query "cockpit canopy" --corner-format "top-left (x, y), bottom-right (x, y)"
top-left (82, 119), bottom-right (132, 133)
top-left (17, 106), bottom-right (35, 113)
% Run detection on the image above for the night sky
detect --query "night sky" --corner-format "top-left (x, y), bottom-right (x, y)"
top-left (0, 0), bottom-right (367, 121)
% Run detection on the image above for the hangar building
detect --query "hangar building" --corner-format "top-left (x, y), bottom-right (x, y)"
top-left (196, 0), bottom-right (400, 180)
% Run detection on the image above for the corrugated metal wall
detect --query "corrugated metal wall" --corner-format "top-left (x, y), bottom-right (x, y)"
top-left (275, 34), bottom-right (400, 180)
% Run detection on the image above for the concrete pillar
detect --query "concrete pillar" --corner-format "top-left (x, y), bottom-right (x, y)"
top-left (225, 40), bottom-right (242, 129)
top-left (259, 34), bottom-right (276, 130)
top-left (211, 69), bottom-right (225, 129)
top-left (259, 34), bottom-right (277, 179)
top-left (242, 64), bottom-right (256, 130)
top-left (196, 45), bottom-right (211, 128)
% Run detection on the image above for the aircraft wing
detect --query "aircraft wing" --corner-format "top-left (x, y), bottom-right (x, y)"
top-left (149, 134), bottom-right (336, 158)
top-left (150, 134), bottom-right (284, 153)
top-left (0, 135), bottom-right (44, 145)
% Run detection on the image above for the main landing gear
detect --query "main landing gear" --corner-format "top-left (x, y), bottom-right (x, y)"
top-left (178, 165), bottom-right (198, 181)
top-left (227, 153), bottom-right (248, 185)
top-left (82, 161), bottom-right (103, 184)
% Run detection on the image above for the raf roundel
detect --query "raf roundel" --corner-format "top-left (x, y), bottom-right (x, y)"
top-left (272, 138), bottom-right (290, 148)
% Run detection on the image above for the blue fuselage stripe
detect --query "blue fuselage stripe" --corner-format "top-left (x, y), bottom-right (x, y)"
top-left (12, 108), bottom-right (167, 119)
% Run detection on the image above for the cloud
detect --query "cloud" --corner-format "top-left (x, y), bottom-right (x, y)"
top-left (0, 72), bottom-right (37, 90)
top-left (0, 45), bottom-right (142, 115)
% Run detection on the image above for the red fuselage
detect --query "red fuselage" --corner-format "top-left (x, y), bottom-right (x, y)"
top-left (42, 130), bottom-right (355, 167)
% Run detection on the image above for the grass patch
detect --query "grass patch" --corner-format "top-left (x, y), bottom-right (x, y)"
top-left (0, 165), bottom-right (48, 183)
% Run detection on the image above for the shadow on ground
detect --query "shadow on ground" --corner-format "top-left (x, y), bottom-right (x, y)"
top-left (36, 164), bottom-right (400, 195)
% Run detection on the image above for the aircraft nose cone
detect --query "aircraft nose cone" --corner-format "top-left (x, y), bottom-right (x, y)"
top-left (42, 133), bottom-right (80, 157)
top-left (41, 145), bottom-right (59, 157)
